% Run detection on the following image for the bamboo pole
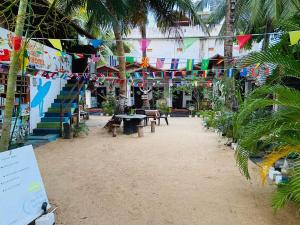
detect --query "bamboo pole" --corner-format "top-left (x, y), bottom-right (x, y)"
top-left (0, 0), bottom-right (29, 151)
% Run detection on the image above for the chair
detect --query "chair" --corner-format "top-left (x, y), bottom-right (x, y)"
top-left (158, 111), bottom-right (169, 126)
top-left (135, 109), bottom-right (147, 126)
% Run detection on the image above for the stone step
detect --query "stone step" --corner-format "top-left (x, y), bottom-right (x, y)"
top-left (37, 122), bottom-right (61, 129)
top-left (33, 128), bottom-right (60, 135)
top-left (27, 134), bottom-right (59, 142)
top-left (41, 117), bottom-right (69, 123)
top-left (51, 103), bottom-right (77, 108)
top-left (45, 112), bottom-right (71, 117)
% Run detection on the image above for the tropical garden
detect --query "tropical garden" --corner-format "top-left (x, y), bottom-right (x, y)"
top-left (1, 0), bottom-right (300, 215)
top-left (198, 0), bottom-right (300, 211)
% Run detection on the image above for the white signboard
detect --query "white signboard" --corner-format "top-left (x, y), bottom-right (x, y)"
top-left (0, 145), bottom-right (49, 225)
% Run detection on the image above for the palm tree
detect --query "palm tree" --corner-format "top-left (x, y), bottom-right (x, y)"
top-left (57, 0), bottom-right (132, 95)
top-left (233, 16), bottom-right (300, 209)
top-left (204, 0), bottom-right (300, 50)
top-left (0, 0), bottom-right (29, 151)
top-left (128, 0), bottom-right (207, 57)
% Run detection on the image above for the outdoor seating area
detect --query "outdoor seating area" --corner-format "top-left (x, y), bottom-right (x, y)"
top-left (1, 0), bottom-right (300, 225)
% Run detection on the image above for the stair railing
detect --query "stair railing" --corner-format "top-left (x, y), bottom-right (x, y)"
top-left (59, 80), bottom-right (85, 137)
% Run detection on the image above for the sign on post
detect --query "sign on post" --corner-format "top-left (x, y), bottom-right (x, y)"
top-left (0, 145), bottom-right (50, 225)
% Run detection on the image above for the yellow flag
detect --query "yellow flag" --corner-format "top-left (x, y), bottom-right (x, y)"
top-left (289, 31), bottom-right (300, 45)
top-left (49, 39), bottom-right (62, 51)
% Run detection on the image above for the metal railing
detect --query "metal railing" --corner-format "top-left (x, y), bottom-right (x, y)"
top-left (59, 80), bottom-right (85, 136)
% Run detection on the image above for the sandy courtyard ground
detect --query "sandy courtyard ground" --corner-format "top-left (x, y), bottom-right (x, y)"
top-left (35, 116), bottom-right (300, 225)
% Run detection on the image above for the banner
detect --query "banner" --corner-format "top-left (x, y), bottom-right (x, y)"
top-left (0, 27), bottom-right (72, 73)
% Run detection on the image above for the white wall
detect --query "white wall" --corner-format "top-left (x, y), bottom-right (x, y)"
top-left (125, 25), bottom-right (262, 69)
top-left (30, 76), bottom-right (67, 132)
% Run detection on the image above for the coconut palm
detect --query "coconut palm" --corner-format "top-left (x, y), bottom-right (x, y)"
top-left (128, 0), bottom-right (207, 57)
top-left (203, 0), bottom-right (300, 49)
top-left (233, 17), bottom-right (300, 209)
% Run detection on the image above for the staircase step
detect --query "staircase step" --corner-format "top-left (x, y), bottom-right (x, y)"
top-left (57, 94), bottom-right (78, 100)
top-left (37, 122), bottom-right (61, 129)
top-left (62, 86), bottom-right (82, 91)
top-left (41, 117), bottom-right (69, 123)
top-left (54, 99), bottom-right (77, 104)
top-left (33, 128), bottom-right (60, 135)
top-left (45, 112), bottom-right (71, 117)
top-left (51, 103), bottom-right (77, 108)
top-left (48, 107), bottom-right (72, 113)
top-left (27, 134), bottom-right (59, 142)
top-left (60, 90), bottom-right (83, 95)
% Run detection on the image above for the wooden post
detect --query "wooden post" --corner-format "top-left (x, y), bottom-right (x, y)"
top-left (137, 125), bottom-right (144, 137)
top-left (76, 81), bottom-right (80, 127)
top-left (151, 120), bottom-right (156, 133)
top-left (112, 124), bottom-right (120, 137)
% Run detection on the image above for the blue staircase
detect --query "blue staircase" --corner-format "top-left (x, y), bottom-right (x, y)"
top-left (26, 79), bottom-right (84, 146)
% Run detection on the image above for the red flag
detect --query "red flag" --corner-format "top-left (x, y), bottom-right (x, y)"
top-left (251, 68), bottom-right (260, 77)
top-left (0, 49), bottom-right (10, 61)
top-left (12, 36), bottom-right (22, 51)
top-left (237, 34), bottom-right (252, 49)
top-left (207, 80), bottom-right (212, 87)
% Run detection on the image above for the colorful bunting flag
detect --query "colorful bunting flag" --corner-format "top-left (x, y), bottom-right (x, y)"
top-left (109, 56), bottom-right (118, 67)
top-left (139, 39), bottom-right (151, 52)
top-left (251, 68), bottom-right (260, 77)
top-left (12, 36), bottom-right (22, 51)
top-left (0, 49), bottom-right (10, 61)
top-left (126, 56), bottom-right (135, 63)
top-left (183, 38), bottom-right (198, 51)
top-left (48, 39), bottom-right (62, 51)
top-left (215, 69), bottom-right (221, 78)
top-left (90, 39), bottom-right (103, 49)
top-left (170, 58), bottom-right (179, 70)
top-left (237, 34), bottom-right (252, 49)
top-left (228, 68), bottom-right (234, 78)
top-left (289, 31), bottom-right (300, 45)
top-left (240, 68), bottom-right (248, 77)
top-left (156, 58), bottom-right (165, 69)
top-left (91, 55), bottom-right (101, 63)
top-left (141, 57), bottom-right (149, 68)
top-left (74, 53), bottom-right (84, 59)
top-left (201, 59), bottom-right (209, 70)
top-left (186, 59), bottom-right (194, 71)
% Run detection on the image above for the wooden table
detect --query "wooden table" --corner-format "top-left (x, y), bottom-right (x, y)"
top-left (115, 114), bottom-right (146, 135)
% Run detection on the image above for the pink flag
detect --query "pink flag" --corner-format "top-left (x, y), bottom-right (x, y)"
top-left (156, 58), bottom-right (165, 69)
top-left (237, 34), bottom-right (252, 49)
top-left (139, 39), bottom-right (151, 52)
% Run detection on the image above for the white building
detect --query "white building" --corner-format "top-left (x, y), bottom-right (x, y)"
top-left (121, 23), bottom-right (262, 110)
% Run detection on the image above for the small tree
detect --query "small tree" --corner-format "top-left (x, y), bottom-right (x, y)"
top-left (0, 0), bottom-right (29, 151)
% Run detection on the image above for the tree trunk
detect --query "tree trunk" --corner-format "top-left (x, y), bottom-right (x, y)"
top-left (224, 0), bottom-right (236, 110)
top-left (112, 22), bottom-right (126, 95)
top-left (140, 24), bottom-right (147, 58)
top-left (224, 0), bottom-right (235, 69)
top-left (0, 0), bottom-right (28, 151)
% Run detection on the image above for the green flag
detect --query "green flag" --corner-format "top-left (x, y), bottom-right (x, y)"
top-left (201, 59), bottom-right (209, 70)
top-left (126, 56), bottom-right (135, 63)
top-left (183, 38), bottom-right (198, 51)
top-left (289, 31), bottom-right (300, 45)
top-left (186, 59), bottom-right (194, 71)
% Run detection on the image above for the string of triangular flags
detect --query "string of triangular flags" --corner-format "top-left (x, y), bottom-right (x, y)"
top-left (16, 64), bottom-right (270, 81)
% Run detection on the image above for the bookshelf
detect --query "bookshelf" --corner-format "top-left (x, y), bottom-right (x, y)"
top-left (0, 73), bottom-right (30, 122)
